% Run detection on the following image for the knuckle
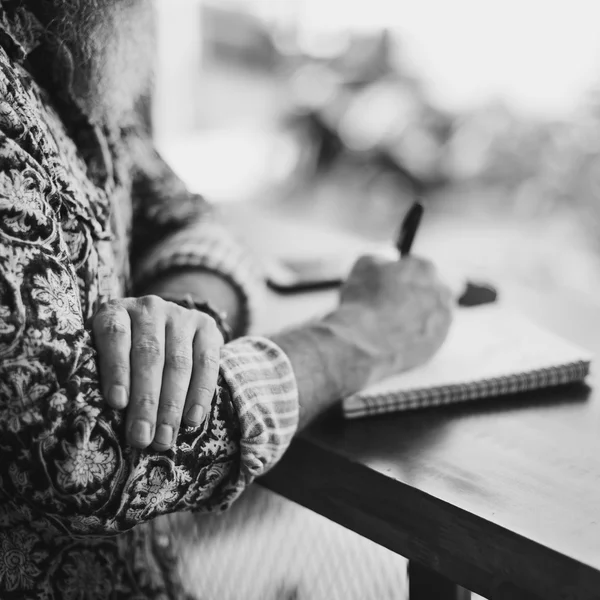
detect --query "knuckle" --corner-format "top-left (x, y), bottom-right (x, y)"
top-left (107, 363), bottom-right (129, 381)
top-left (157, 399), bottom-right (184, 418)
top-left (133, 336), bottom-right (163, 361)
top-left (196, 317), bottom-right (223, 346)
top-left (413, 256), bottom-right (435, 273)
top-left (192, 384), bottom-right (217, 400)
top-left (402, 258), bottom-right (438, 285)
top-left (132, 393), bottom-right (159, 412)
top-left (184, 310), bottom-right (199, 325)
top-left (353, 255), bottom-right (379, 273)
top-left (165, 302), bottom-right (189, 322)
top-left (207, 323), bottom-right (223, 346)
top-left (361, 254), bottom-right (382, 266)
top-left (96, 314), bottom-right (129, 336)
top-left (196, 311), bottom-right (216, 330)
top-left (196, 350), bottom-right (220, 371)
top-left (98, 298), bottom-right (124, 313)
top-left (165, 349), bottom-right (193, 372)
top-left (136, 294), bottom-right (163, 313)
top-left (355, 255), bottom-right (372, 267)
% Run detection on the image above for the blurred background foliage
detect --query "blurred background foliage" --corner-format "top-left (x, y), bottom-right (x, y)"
top-left (153, 5), bottom-right (600, 597)
top-left (154, 0), bottom-right (600, 297)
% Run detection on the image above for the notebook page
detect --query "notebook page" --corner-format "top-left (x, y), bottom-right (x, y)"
top-left (353, 305), bottom-right (592, 398)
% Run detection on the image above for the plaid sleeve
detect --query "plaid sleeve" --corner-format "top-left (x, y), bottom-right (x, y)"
top-left (219, 336), bottom-right (299, 485)
top-left (128, 130), bottom-right (263, 333)
top-left (131, 218), bottom-right (263, 333)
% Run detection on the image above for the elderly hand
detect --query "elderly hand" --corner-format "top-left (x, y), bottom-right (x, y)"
top-left (91, 296), bottom-right (224, 450)
top-left (325, 254), bottom-right (453, 387)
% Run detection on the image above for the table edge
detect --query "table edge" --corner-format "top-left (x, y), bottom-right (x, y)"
top-left (260, 437), bottom-right (600, 600)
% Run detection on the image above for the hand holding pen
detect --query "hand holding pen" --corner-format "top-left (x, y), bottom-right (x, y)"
top-left (333, 198), bottom-right (453, 378)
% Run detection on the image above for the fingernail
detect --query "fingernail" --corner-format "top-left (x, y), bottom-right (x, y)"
top-left (186, 405), bottom-right (204, 426)
top-left (109, 385), bottom-right (128, 409)
top-left (155, 424), bottom-right (173, 447)
top-left (131, 420), bottom-right (152, 446)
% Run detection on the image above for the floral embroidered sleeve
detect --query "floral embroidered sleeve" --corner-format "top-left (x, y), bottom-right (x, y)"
top-left (0, 56), bottom-right (298, 538)
top-left (128, 130), bottom-right (262, 332)
top-left (0, 156), bottom-right (297, 536)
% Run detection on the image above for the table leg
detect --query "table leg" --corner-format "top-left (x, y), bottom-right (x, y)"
top-left (408, 561), bottom-right (471, 600)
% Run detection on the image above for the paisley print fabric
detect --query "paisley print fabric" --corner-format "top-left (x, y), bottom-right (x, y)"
top-left (0, 6), bottom-right (299, 599)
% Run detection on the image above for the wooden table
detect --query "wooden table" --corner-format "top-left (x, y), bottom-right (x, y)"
top-left (227, 209), bottom-right (600, 600)
top-left (221, 203), bottom-right (600, 599)
top-left (257, 280), bottom-right (600, 600)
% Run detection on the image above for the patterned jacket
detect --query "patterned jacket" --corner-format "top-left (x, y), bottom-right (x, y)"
top-left (0, 4), bottom-right (298, 598)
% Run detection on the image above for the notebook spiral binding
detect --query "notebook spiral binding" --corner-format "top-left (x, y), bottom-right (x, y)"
top-left (343, 360), bottom-right (591, 419)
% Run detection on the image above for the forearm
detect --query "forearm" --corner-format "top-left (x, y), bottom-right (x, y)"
top-left (270, 309), bottom-right (382, 429)
top-left (140, 268), bottom-right (244, 336)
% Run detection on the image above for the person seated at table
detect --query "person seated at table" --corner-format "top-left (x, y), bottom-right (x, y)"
top-left (0, 1), bottom-right (452, 598)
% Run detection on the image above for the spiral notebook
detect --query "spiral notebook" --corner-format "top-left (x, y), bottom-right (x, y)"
top-left (342, 305), bottom-right (592, 419)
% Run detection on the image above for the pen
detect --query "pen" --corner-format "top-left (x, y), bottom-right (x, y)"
top-left (396, 201), bottom-right (424, 257)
